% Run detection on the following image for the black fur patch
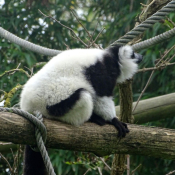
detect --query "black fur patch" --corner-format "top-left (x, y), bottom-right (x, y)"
top-left (89, 113), bottom-right (107, 126)
top-left (131, 51), bottom-right (135, 59)
top-left (84, 47), bottom-right (121, 96)
top-left (24, 145), bottom-right (47, 175)
top-left (46, 88), bottom-right (84, 117)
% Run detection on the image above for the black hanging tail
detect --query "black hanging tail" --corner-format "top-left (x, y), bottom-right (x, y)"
top-left (24, 145), bottom-right (47, 175)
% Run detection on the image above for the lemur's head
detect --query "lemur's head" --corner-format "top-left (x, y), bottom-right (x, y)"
top-left (108, 45), bottom-right (143, 83)
top-left (117, 45), bottom-right (143, 83)
top-left (118, 45), bottom-right (143, 64)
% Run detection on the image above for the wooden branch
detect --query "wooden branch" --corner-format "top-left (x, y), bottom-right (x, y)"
top-left (116, 93), bottom-right (175, 124)
top-left (1, 112), bottom-right (175, 159)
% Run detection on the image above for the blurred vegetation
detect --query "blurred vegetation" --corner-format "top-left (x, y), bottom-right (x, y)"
top-left (0, 0), bottom-right (175, 174)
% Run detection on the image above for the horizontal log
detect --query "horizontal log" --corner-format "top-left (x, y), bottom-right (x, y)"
top-left (116, 93), bottom-right (175, 124)
top-left (0, 112), bottom-right (175, 159)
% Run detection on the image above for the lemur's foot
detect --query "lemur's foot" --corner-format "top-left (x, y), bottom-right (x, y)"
top-left (111, 118), bottom-right (129, 138)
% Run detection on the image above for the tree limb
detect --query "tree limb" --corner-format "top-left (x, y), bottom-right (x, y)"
top-left (116, 93), bottom-right (175, 124)
top-left (1, 112), bottom-right (175, 159)
top-left (1, 92), bottom-right (173, 153)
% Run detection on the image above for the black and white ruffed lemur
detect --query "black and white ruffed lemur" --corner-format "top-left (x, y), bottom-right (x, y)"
top-left (20, 45), bottom-right (143, 175)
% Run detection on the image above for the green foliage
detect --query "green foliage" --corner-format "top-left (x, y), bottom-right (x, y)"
top-left (49, 150), bottom-right (111, 175)
top-left (1, 0), bottom-right (175, 175)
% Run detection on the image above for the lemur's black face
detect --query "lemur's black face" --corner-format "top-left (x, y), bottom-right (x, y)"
top-left (131, 51), bottom-right (143, 64)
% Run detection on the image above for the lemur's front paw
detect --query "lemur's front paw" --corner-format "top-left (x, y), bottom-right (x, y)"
top-left (111, 118), bottom-right (129, 138)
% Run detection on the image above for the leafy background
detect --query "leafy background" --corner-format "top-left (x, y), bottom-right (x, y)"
top-left (0, 0), bottom-right (175, 174)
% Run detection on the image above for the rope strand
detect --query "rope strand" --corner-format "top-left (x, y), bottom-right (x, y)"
top-left (132, 27), bottom-right (175, 51)
top-left (0, 107), bottom-right (56, 175)
top-left (112, 0), bottom-right (175, 45)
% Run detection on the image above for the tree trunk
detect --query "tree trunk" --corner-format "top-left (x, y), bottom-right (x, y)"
top-left (111, 80), bottom-right (133, 175)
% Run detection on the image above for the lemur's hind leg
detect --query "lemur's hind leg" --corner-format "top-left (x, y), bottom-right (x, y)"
top-left (47, 88), bottom-right (94, 126)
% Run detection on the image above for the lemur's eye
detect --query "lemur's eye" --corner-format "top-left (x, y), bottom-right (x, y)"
top-left (131, 51), bottom-right (135, 59)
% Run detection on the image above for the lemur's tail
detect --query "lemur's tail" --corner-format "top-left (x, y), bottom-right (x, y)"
top-left (24, 145), bottom-right (47, 175)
